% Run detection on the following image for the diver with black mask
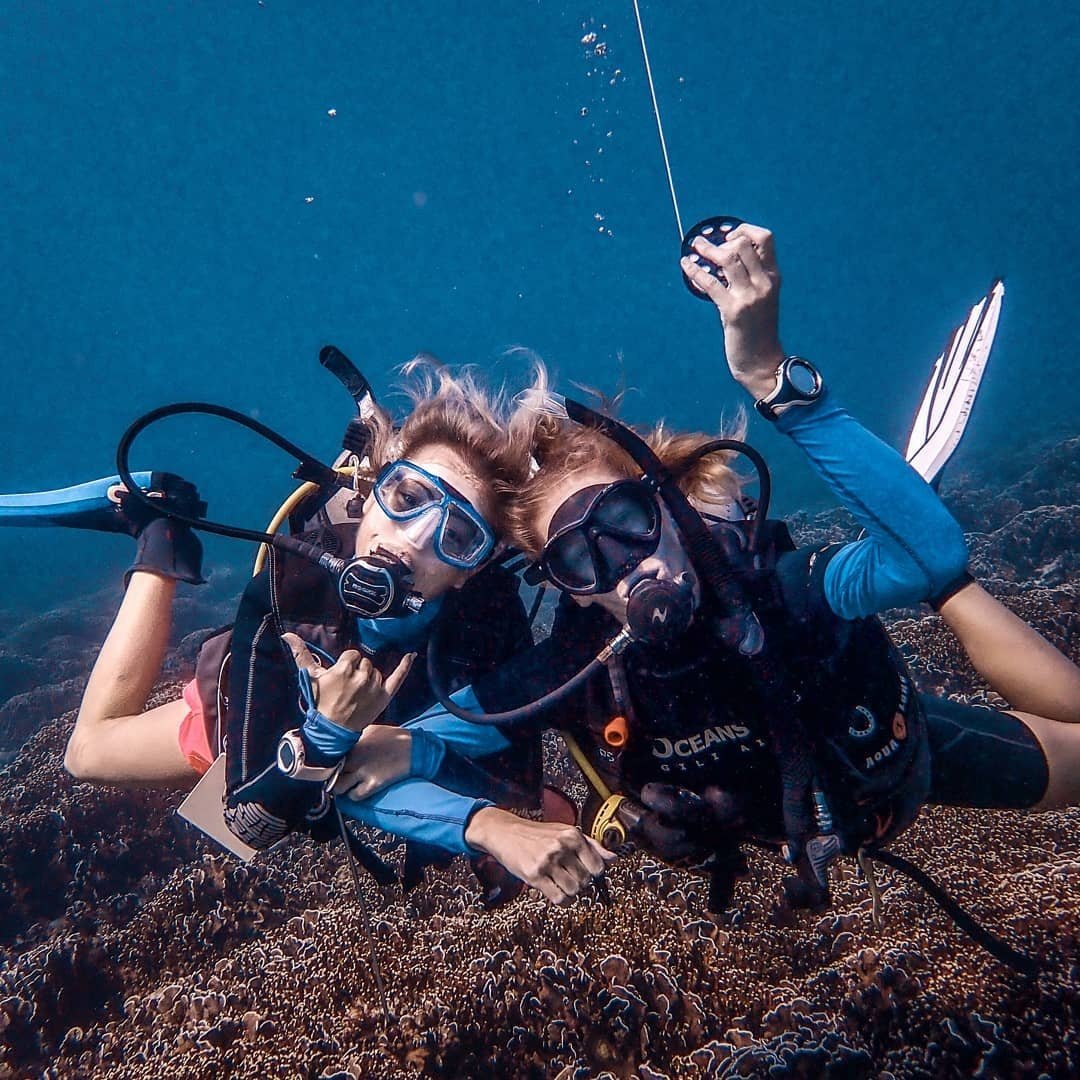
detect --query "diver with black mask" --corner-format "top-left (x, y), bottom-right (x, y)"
top-left (331, 223), bottom-right (1080, 939)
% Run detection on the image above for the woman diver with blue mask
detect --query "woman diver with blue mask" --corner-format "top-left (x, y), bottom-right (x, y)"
top-left (36, 360), bottom-right (547, 878)
top-left (331, 223), bottom-right (1080, 932)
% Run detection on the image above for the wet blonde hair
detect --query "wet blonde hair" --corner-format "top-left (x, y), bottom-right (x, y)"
top-left (506, 363), bottom-right (747, 556)
top-left (362, 357), bottom-right (531, 536)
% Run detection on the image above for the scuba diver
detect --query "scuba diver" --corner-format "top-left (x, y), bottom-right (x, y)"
top-left (328, 222), bottom-right (1080, 920)
top-left (215, 361), bottom-right (549, 864)
top-left (8, 359), bottom-right (549, 890)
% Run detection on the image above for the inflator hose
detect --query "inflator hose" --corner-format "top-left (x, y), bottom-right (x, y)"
top-left (425, 618), bottom-right (609, 727)
top-left (115, 402), bottom-right (347, 566)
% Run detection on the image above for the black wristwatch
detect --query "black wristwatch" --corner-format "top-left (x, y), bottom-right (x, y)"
top-left (754, 356), bottom-right (824, 421)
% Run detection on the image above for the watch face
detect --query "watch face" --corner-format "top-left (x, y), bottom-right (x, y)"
top-left (278, 740), bottom-right (298, 772)
top-left (789, 360), bottom-right (819, 395)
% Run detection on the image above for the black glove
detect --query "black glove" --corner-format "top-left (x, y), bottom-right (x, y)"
top-left (121, 472), bottom-right (207, 586)
top-left (126, 517), bottom-right (205, 586)
top-left (637, 784), bottom-right (750, 910)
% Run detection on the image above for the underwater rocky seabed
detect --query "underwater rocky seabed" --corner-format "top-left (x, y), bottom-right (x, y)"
top-left (0, 440), bottom-right (1077, 1079)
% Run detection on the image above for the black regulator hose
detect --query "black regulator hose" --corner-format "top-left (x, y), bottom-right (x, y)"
top-left (426, 572), bottom-right (698, 727)
top-left (425, 618), bottom-right (613, 726)
top-left (115, 402), bottom-right (349, 570)
top-left (679, 437), bottom-right (772, 552)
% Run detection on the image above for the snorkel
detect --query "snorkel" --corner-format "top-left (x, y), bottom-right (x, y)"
top-left (114, 348), bottom-right (427, 621)
top-left (426, 392), bottom-right (774, 726)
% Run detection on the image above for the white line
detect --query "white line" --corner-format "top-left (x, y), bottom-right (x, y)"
top-left (632, 0), bottom-right (684, 240)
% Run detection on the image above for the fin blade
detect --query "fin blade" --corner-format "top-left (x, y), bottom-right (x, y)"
top-left (0, 472), bottom-right (155, 525)
top-left (904, 279), bottom-right (1004, 484)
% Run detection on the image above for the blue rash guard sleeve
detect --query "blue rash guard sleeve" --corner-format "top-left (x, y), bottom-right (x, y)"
top-left (336, 779), bottom-right (491, 855)
top-left (403, 686), bottom-right (512, 760)
top-left (336, 688), bottom-right (512, 855)
top-left (775, 392), bottom-right (969, 619)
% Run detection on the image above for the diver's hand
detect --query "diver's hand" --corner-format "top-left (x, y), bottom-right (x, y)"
top-left (332, 725), bottom-right (413, 800)
top-left (281, 633), bottom-right (415, 733)
top-left (464, 808), bottom-right (615, 905)
top-left (679, 222), bottom-right (784, 400)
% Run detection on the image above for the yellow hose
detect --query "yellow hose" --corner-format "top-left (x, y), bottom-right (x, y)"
top-left (251, 466), bottom-right (358, 576)
top-left (561, 731), bottom-right (613, 801)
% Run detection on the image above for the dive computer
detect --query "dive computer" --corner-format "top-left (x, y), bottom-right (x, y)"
top-left (754, 356), bottom-right (824, 421)
top-left (276, 729), bottom-right (345, 784)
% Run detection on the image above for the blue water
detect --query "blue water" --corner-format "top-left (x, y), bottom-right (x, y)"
top-left (1, 1), bottom-right (1077, 623)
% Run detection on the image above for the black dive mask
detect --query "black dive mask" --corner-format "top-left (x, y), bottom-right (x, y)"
top-left (339, 548), bottom-right (424, 619)
top-left (532, 479), bottom-right (661, 595)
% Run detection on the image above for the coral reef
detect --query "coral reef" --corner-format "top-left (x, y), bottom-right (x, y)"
top-left (1, 441), bottom-right (1077, 1078)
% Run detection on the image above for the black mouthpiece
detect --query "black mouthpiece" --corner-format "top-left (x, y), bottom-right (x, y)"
top-left (626, 577), bottom-right (695, 645)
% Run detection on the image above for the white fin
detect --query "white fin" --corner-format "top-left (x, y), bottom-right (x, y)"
top-left (905, 279), bottom-right (1004, 484)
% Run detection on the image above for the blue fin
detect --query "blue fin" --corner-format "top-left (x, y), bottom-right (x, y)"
top-left (0, 472), bottom-right (154, 528)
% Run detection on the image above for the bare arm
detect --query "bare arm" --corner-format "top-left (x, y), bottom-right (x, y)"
top-left (938, 580), bottom-right (1080, 725)
top-left (65, 572), bottom-right (193, 786)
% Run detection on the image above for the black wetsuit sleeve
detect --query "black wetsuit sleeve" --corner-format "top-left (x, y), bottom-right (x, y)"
top-left (771, 544), bottom-right (847, 639)
top-left (435, 567), bottom-right (548, 805)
